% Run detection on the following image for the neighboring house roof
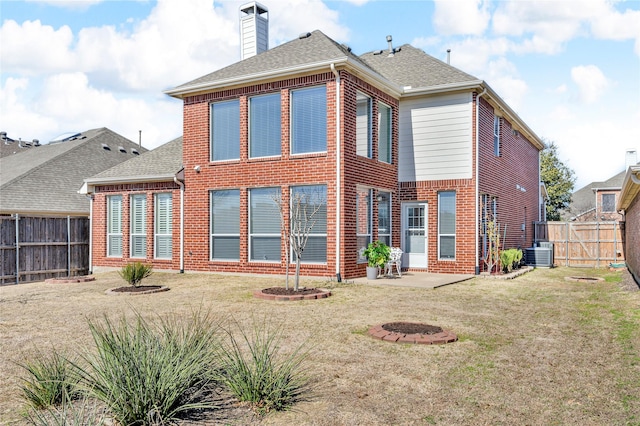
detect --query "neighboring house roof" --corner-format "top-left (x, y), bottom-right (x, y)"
top-left (0, 141), bottom-right (42, 158)
top-left (0, 128), bottom-right (147, 216)
top-left (82, 137), bottom-right (183, 192)
top-left (165, 30), bottom-right (543, 150)
top-left (565, 163), bottom-right (639, 219)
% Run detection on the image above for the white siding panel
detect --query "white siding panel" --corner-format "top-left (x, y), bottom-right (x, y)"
top-left (399, 92), bottom-right (473, 182)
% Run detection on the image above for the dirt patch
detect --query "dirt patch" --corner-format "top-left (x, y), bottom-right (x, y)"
top-left (564, 276), bottom-right (605, 283)
top-left (254, 287), bottom-right (331, 301)
top-left (45, 276), bottom-right (95, 284)
top-left (368, 322), bottom-right (457, 344)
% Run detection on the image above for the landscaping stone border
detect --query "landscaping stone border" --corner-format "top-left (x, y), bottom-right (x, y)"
top-left (368, 323), bottom-right (458, 345)
top-left (253, 289), bottom-right (332, 301)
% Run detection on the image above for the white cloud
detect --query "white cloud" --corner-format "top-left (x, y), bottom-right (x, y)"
top-left (25, 0), bottom-right (104, 10)
top-left (432, 0), bottom-right (490, 36)
top-left (571, 65), bottom-right (610, 104)
top-left (438, 37), bottom-right (512, 75)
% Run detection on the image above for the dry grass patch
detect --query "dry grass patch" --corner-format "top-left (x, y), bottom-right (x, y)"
top-left (1, 268), bottom-right (639, 425)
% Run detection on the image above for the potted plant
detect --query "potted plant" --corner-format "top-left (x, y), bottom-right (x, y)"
top-left (363, 241), bottom-right (391, 280)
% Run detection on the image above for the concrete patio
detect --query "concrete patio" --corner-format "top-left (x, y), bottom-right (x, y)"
top-left (350, 271), bottom-right (475, 289)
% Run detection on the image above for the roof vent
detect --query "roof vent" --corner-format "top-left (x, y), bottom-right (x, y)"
top-left (373, 50), bottom-right (384, 55)
top-left (0, 131), bottom-right (6, 139)
top-left (132, 149), bottom-right (140, 155)
top-left (118, 146), bottom-right (127, 153)
top-left (341, 44), bottom-right (352, 53)
top-left (298, 32), bottom-right (311, 39)
top-left (101, 143), bottom-right (111, 151)
top-left (33, 139), bottom-right (40, 146)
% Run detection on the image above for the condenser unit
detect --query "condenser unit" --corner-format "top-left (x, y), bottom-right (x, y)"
top-left (525, 246), bottom-right (554, 267)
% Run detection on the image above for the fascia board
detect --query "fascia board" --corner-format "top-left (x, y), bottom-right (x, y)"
top-left (617, 166), bottom-right (640, 210)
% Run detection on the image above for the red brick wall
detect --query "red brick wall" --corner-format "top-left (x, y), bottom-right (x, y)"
top-left (91, 182), bottom-right (181, 271)
top-left (180, 70), bottom-right (400, 279)
top-left (624, 194), bottom-right (640, 284)
top-left (477, 96), bottom-right (540, 258)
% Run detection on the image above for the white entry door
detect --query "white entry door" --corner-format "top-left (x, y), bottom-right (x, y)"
top-left (402, 203), bottom-right (428, 269)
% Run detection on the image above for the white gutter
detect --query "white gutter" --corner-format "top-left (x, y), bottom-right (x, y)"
top-left (475, 88), bottom-right (487, 275)
top-left (88, 196), bottom-right (93, 274)
top-left (331, 62), bottom-right (342, 282)
top-left (174, 176), bottom-right (185, 273)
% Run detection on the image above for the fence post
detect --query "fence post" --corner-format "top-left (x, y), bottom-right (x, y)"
top-left (14, 214), bottom-right (19, 284)
top-left (67, 215), bottom-right (71, 277)
top-left (565, 222), bottom-right (569, 267)
top-left (596, 222), bottom-right (600, 268)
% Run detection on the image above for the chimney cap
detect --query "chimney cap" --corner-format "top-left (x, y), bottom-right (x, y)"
top-left (240, 2), bottom-right (268, 15)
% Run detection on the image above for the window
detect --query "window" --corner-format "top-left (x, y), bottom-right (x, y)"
top-left (356, 187), bottom-right (372, 262)
top-left (377, 191), bottom-right (391, 247)
top-left (378, 102), bottom-right (392, 163)
top-left (602, 193), bottom-right (615, 212)
top-left (154, 193), bottom-right (172, 259)
top-left (107, 195), bottom-right (122, 257)
top-left (250, 188), bottom-right (281, 262)
top-left (210, 190), bottom-right (240, 260)
top-left (291, 86), bottom-right (327, 154)
top-left (291, 185), bottom-right (327, 263)
top-left (211, 99), bottom-right (240, 161)
top-left (493, 115), bottom-right (501, 156)
top-left (249, 93), bottom-right (281, 158)
top-left (438, 191), bottom-right (456, 260)
top-left (356, 92), bottom-right (371, 158)
top-left (130, 194), bottom-right (146, 258)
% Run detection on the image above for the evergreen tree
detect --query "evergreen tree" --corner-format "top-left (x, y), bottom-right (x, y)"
top-left (540, 140), bottom-right (576, 221)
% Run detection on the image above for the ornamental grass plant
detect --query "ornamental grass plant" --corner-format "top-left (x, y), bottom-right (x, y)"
top-left (216, 319), bottom-right (312, 414)
top-left (118, 262), bottom-right (153, 287)
top-left (74, 309), bottom-right (222, 425)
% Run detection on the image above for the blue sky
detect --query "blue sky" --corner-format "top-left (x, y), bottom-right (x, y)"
top-left (1, 0), bottom-right (639, 188)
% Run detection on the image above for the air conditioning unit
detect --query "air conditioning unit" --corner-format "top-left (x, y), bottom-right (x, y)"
top-left (525, 246), bottom-right (554, 267)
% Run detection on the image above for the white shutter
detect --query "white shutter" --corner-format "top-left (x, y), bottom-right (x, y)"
top-left (154, 193), bottom-right (172, 259)
top-left (130, 194), bottom-right (146, 258)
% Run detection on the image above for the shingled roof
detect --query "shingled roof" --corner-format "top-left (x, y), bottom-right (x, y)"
top-left (0, 128), bottom-right (147, 216)
top-left (85, 136), bottom-right (183, 184)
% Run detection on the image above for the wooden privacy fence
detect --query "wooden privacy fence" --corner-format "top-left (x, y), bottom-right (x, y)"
top-left (534, 221), bottom-right (624, 267)
top-left (1, 215), bottom-right (89, 285)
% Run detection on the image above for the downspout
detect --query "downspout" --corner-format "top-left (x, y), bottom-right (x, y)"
top-left (330, 63), bottom-right (342, 282)
top-left (88, 196), bottom-right (93, 274)
top-left (475, 88), bottom-right (487, 275)
top-left (174, 176), bottom-right (185, 273)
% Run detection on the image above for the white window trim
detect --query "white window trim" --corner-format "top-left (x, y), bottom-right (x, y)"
top-left (130, 194), bottom-right (147, 259)
top-left (377, 191), bottom-right (392, 246)
top-left (107, 195), bottom-right (122, 257)
top-left (493, 115), bottom-right (501, 157)
top-left (438, 191), bottom-right (456, 261)
top-left (154, 192), bottom-right (172, 260)
top-left (289, 85), bottom-right (327, 156)
top-left (378, 101), bottom-right (392, 164)
top-left (210, 190), bottom-right (240, 261)
top-left (249, 92), bottom-right (281, 159)
top-left (249, 187), bottom-right (281, 263)
top-left (356, 92), bottom-right (372, 158)
top-left (210, 99), bottom-right (240, 163)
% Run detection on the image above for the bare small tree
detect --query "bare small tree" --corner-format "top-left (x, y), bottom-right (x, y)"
top-left (483, 217), bottom-right (502, 274)
top-left (272, 188), bottom-right (325, 291)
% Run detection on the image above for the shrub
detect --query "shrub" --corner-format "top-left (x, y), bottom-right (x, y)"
top-left (363, 241), bottom-right (391, 268)
top-left (18, 350), bottom-right (81, 410)
top-left (500, 248), bottom-right (523, 273)
top-left (25, 394), bottom-right (106, 426)
top-left (118, 262), bottom-right (153, 287)
top-left (75, 310), bottom-right (222, 425)
top-left (216, 319), bottom-right (311, 414)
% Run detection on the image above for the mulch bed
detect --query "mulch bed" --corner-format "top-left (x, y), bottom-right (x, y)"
top-left (368, 322), bottom-right (457, 345)
top-left (254, 287), bottom-right (331, 301)
top-left (105, 285), bottom-right (169, 295)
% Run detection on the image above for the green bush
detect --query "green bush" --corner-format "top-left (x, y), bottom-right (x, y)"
top-left (75, 310), bottom-right (222, 425)
top-left (363, 241), bottom-right (391, 268)
top-left (18, 350), bottom-right (81, 410)
top-left (500, 248), bottom-right (523, 273)
top-left (118, 262), bottom-right (153, 287)
top-left (216, 319), bottom-right (311, 414)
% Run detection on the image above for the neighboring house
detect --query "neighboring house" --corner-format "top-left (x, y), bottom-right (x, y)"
top-left (0, 132), bottom-right (42, 158)
top-left (0, 128), bottom-right (146, 217)
top-left (617, 165), bottom-right (640, 284)
top-left (81, 137), bottom-right (183, 272)
top-left (564, 149), bottom-right (639, 222)
top-left (86, 9), bottom-right (543, 279)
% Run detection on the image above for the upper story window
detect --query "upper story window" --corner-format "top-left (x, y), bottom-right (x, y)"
top-left (378, 102), bottom-right (392, 163)
top-left (107, 195), bottom-right (122, 257)
top-left (249, 93), bottom-right (281, 158)
top-left (211, 99), bottom-right (240, 162)
top-left (493, 115), bottom-right (501, 157)
top-left (602, 193), bottom-right (616, 212)
top-left (356, 92), bottom-right (372, 158)
top-left (291, 85), bottom-right (327, 155)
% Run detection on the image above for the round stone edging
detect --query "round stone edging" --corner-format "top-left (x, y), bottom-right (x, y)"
top-left (564, 276), bottom-right (605, 283)
top-left (105, 286), bottom-right (170, 296)
top-left (253, 289), bottom-right (332, 301)
top-left (368, 323), bottom-right (458, 345)
top-left (45, 276), bottom-right (96, 284)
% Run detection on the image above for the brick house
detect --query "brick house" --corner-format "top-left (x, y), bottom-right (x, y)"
top-left (617, 165), bottom-right (640, 284)
top-left (86, 23), bottom-right (543, 278)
